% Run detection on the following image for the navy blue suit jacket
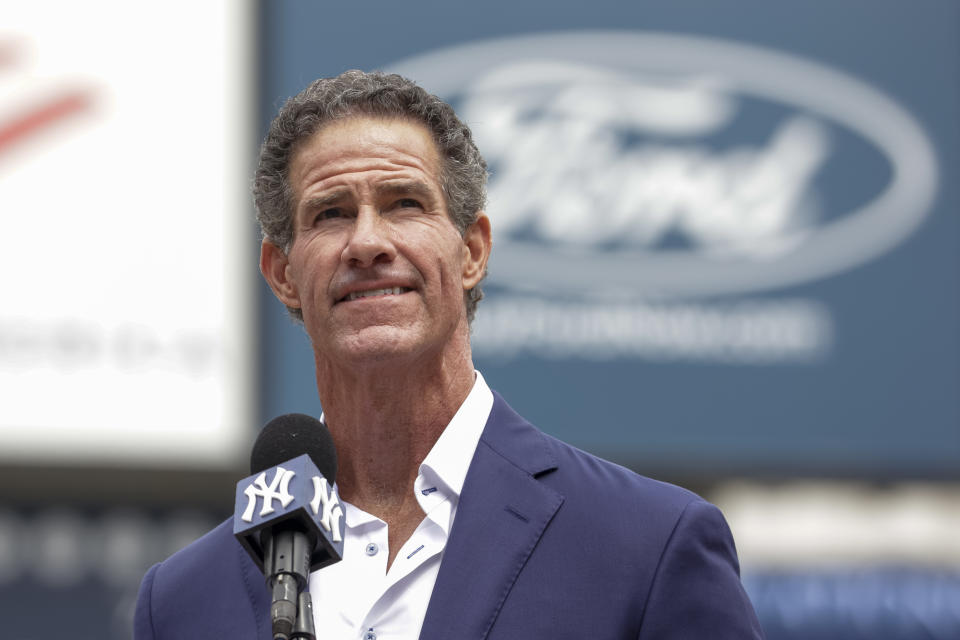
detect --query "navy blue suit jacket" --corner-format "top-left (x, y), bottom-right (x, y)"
top-left (135, 392), bottom-right (764, 639)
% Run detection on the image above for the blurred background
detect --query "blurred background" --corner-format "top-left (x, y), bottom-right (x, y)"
top-left (1, 1), bottom-right (957, 638)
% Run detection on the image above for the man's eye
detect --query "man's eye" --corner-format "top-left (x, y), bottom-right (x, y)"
top-left (315, 208), bottom-right (343, 222)
top-left (397, 198), bottom-right (422, 209)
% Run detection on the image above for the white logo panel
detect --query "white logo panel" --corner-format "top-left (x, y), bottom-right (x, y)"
top-left (310, 477), bottom-right (344, 543)
top-left (240, 467), bottom-right (296, 522)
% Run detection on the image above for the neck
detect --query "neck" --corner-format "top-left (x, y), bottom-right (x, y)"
top-left (314, 333), bottom-right (476, 520)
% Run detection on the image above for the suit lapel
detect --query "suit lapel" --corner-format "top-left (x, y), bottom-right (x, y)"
top-left (419, 393), bottom-right (563, 640)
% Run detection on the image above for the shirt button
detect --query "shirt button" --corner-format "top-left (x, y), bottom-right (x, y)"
top-left (364, 629), bottom-right (376, 640)
top-left (365, 542), bottom-right (379, 556)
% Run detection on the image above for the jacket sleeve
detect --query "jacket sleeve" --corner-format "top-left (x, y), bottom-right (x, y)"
top-left (134, 562), bottom-right (160, 640)
top-left (638, 499), bottom-right (765, 639)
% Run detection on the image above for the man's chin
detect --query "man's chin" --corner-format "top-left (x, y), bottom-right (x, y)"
top-left (321, 325), bottom-right (430, 364)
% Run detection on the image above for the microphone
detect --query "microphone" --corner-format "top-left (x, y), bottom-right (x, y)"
top-left (234, 414), bottom-right (345, 640)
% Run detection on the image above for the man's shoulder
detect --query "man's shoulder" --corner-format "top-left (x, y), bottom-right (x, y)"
top-left (545, 427), bottom-right (699, 501)
top-left (142, 518), bottom-right (252, 599)
top-left (151, 519), bottom-right (230, 573)
top-left (482, 390), bottom-right (705, 524)
top-left (135, 519), bottom-right (268, 638)
top-left (464, 391), bottom-right (765, 639)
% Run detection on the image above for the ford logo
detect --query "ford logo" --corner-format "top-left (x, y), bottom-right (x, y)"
top-left (388, 31), bottom-right (938, 299)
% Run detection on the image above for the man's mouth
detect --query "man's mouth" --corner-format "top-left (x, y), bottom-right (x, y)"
top-left (341, 286), bottom-right (412, 302)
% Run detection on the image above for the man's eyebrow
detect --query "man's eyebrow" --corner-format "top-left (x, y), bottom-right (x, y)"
top-left (374, 180), bottom-right (435, 200)
top-left (300, 189), bottom-right (350, 213)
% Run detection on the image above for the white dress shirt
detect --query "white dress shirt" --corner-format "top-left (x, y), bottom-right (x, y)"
top-left (309, 372), bottom-right (494, 640)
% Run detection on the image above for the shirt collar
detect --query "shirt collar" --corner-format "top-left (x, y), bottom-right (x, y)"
top-left (417, 370), bottom-right (493, 499)
top-left (323, 371), bottom-right (494, 529)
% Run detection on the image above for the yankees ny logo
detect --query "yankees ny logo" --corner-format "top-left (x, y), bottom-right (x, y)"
top-left (310, 477), bottom-right (344, 543)
top-left (240, 466), bottom-right (296, 522)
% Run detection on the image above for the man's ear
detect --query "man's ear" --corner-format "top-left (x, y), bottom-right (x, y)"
top-left (461, 213), bottom-right (492, 290)
top-left (260, 239), bottom-right (302, 310)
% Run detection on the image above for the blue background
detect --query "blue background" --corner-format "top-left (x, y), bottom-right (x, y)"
top-left (257, 0), bottom-right (959, 480)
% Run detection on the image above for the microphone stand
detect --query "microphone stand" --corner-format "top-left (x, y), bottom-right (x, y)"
top-left (291, 591), bottom-right (317, 640)
top-left (264, 528), bottom-right (317, 640)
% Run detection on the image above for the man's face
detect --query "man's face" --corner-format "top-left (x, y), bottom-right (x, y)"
top-left (261, 116), bottom-right (490, 371)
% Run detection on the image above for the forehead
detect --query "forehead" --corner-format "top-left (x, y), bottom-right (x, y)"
top-left (289, 116), bottom-right (443, 194)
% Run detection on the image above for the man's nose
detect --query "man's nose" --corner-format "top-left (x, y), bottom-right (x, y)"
top-left (341, 207), bottom-right (395, 267)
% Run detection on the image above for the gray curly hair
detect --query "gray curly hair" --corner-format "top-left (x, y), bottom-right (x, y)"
top-left (253, 70), bottom-right (488, 323)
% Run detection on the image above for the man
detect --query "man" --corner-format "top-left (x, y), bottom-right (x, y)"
top-left (135, 70), bottom-right (764, 639)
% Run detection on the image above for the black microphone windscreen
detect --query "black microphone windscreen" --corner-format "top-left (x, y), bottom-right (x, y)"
top-left (251, 413), bottom-right (337, 482)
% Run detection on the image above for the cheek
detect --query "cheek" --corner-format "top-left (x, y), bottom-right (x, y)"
top-left (289, 255), bottom-right (330, 309)
top-left (435, 250), bottom-right (469, 319)
top-left (430, 249), bottom-right (461, 295)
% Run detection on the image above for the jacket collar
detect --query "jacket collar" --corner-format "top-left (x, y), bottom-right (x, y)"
top-left (418, 392), bottom-right (564, 640)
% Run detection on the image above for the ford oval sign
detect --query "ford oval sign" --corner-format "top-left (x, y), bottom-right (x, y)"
top-left (387, 31), bottom-right (938, 299)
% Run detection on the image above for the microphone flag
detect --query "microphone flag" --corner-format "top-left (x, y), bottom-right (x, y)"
top-left (233, 453), bottom-right (345, 572)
